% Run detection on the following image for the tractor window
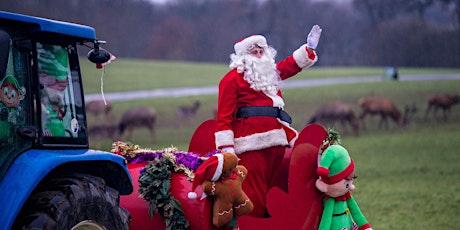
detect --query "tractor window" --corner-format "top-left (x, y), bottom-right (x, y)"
top-left (0, 38), bottom-right (27, 143)
top-left (37, 43), bottom-right (88, 147)
top-left (0, 30), bottom-right (33, 177)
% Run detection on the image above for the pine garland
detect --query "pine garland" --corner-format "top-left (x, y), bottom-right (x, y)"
top-left (320, 128), bottom-right (342, 153)
top-left (325, 128), bottom-right (342, 145)
top-left (138, 157), bottom-right (189, 230)
top-left (111, 141), bottom-right (219, 230)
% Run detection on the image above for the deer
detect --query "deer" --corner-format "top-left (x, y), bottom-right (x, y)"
top-left (176, 100), bottom-right (201, 119)
top-left (424, 93), bottom-right (460, 121)
top-left (307, 101), bottom-right (360, 136)
top-left (358, 96), bottom-right (416, 130)
top-left (85, 99), bottom-right (112, 122)
top-left (118, 106), bottom-right (156, 143)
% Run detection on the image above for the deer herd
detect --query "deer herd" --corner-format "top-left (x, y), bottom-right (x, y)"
top-left (85, 92), bottom-right (459, 146)
top-left (306, 93), bottom-right (459, 136)
top-left (86, 100), bottom-right (201, 147)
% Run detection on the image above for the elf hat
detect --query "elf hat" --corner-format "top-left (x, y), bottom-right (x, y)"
top-left (234, 35), bottom-right (268, 56)
top-left (188, 153), bottom-right (224, 199)
top-left (317, 145), bottom-right (354, 185)
top-left (37, 44), bottom-right (69, 81)
top-left (1, 75), bottom-right (26, 97)
top-left (1, 75), bottom-right (20, 89)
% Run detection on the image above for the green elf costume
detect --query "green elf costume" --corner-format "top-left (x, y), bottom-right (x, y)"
top-left (315, 144), bottom-right (372, 230)
top-left (37, 44), bottom-right (69, 136)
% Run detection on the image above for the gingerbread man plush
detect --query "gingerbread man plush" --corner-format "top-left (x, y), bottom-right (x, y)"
top-left (315, 144), bottom-right (372, 230)
top-left (188, 152), bottom-right (254, 228)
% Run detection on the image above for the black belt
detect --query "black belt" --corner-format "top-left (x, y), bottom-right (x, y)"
top-left (333, 208), bottom-right (350, 216)
top-left (236, 106), bottom-right (292, 124)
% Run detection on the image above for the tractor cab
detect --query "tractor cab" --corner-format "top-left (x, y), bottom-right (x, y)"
top-left (0, 10), bottom-right (110, 177)
top-left (0, 12), bottom-right (132, 230)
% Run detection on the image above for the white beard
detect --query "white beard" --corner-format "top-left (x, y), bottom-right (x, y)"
top-left (230, 47), bottom-right (281, 96)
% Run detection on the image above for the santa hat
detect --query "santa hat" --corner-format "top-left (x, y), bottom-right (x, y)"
top-left (234, 35), bottom-right (268, 56)
top-left (317, 145), bottom-right (354, 185)
top-left (188, 153), bottom-right (224, 199)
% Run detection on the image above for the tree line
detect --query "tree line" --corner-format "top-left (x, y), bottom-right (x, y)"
top-left (1, 0), bottom-right (459, 67)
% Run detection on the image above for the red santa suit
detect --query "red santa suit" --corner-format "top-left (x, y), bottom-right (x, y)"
top-left (215, 35), bottom-right (318, 217)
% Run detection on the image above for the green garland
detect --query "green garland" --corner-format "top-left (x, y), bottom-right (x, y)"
top-left (325, 127), bottom-right (342, 145)
top-left (112, 141), bottom-right (219, 230)
top-left (138, 157), bottom-right (189, 230)
top-left (319, 128), bottom-right (342, 153)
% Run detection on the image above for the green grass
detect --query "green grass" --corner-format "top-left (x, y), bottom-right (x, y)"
top-left (82, 58), bottom-right (460, 229)
top-left (80, 58), bottom-right (460, 94)
top-left (81, 59), bottom-right (226, 93)
top-left (345, 122), bottom-right (460, 229)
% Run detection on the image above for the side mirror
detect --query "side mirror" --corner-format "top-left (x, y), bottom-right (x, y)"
top-left (0, 30), bottom-right (11, 77)
top-left (87, 42), bottom-right (111, 64)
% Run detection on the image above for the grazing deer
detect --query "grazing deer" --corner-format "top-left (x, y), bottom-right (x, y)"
top-left (358, 96), bottom-right (416, 129)
top-left (424, 93), bottom-right (460, 121)
top-left (307, 101), bottom-right (360, 135)
top-left (176, 100), bottom-right (201, 119)
top-left (86, 99), bottom-right (112, 121)
top-left (118, 106), bottom-right (156, 143)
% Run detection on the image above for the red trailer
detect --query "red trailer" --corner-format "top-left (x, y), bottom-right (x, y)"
top-left (120, 120), bottom-right (327, 229)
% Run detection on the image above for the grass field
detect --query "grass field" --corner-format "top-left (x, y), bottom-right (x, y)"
top-left (81, 59), bottom-right (460, 229)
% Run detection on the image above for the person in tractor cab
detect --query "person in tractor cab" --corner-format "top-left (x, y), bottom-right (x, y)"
top-left (37, 43), bottom-right (70, 137)
top-left (214, 25), bottom-right (322, 217)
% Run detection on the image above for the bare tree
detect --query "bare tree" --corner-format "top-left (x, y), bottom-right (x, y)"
top-left (3, 0), bottom-right (458, 67)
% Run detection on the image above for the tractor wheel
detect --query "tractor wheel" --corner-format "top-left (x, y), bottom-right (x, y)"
top-left (13, 173), bottom-right (130, 230)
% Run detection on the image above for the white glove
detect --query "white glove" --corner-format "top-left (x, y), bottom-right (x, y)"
top-left (306, 25), bottom-right (322, 50)
top-left (221, 147), bottom-right (235, 154)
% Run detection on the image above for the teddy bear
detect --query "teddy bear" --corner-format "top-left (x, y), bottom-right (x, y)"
top-left (315, 144), bottom-right (373, 230)
top-left (188, 152), bottom-right (254, 228)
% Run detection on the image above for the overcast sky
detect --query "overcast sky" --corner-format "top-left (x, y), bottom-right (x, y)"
top-left (147, 0), bottom-right (352, 5)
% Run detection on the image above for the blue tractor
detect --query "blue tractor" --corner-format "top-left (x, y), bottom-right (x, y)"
top-left (0, 11), bottom-right (133, 229)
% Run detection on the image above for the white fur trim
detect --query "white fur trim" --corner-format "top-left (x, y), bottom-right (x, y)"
top-left (289, 134), bottom-right (298, 147)
top-left (234, 35), bottom-right (268, 55)
top-left (234, 128), bottom-right (288, 154)
top-left (211, 154), bottom-right (224, 181)
top-left (200, 192), bottom-right (208, 200)
top-left (279, 118), bottom-right (299, 147)
top-left (188, 192), bottom-right (197, 199)
top-left (215, 130), bottom-right (235, 149)
top-left (293, 44), bottom-right (317, 68)
top-left (263, 91), bottom-right (285, 108)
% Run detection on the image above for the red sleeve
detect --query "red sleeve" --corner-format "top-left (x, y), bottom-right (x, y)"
top-left (359, 223), bottom-right (372, 230)
top-left (276, 56), bottom-right (303, 80)
top-left (216, 71), bottom-right (238, 131)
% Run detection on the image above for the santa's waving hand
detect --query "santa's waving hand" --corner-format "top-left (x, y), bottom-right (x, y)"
top-left (307, 25), bottom-right (322, 50)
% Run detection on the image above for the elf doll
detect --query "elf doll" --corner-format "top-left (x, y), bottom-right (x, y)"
top-left (315, 144), bottom-right (372, 230)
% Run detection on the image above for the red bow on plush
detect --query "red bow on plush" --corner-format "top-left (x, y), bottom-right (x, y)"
top-left (323, 191), bottom-right (351, 201)
top-left (221, 172), bottom-right (237, 182)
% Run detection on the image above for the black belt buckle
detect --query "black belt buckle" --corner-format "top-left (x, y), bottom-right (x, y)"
top-left (278, 108), bottom-right (292, 124)
top-left (236, 106), bottom-right (292, 124)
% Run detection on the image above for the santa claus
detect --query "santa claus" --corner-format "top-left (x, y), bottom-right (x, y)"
top-left (214, 25), bottom-right (322, 217)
